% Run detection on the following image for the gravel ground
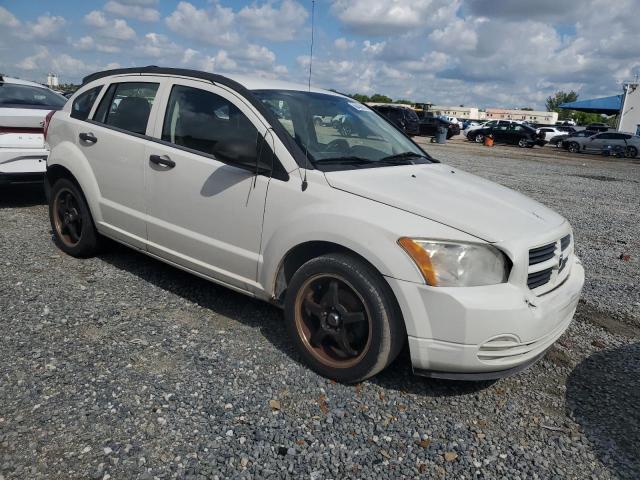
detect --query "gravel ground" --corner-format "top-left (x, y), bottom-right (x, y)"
top-left (1, 144), bottom-right (638, 479)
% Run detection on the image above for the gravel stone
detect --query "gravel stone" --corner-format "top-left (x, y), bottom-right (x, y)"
top-left (0, 141), bottom-right (638, 479)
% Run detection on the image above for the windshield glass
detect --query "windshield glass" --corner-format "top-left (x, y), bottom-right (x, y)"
top-left (0, 83), bottom-right (66, 109)
top-left (253, 90), bottom-right (431, 170)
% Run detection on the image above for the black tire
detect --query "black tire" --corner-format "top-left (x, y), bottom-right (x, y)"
top-left (49, 177), bottom-right (101, 257)
top-left (284, 253), bottom-right (405, 383)
top-left (518, 138), bottom-right (528, 148)
top-left (474, 133), bottom-right (484, 143)
top-left (625, 146), bottom-right (638, 158)
top-left (568, 142), bottom-right (580, 153)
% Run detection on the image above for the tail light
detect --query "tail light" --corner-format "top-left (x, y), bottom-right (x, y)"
top-left (43, 110), bottom-right (56, 141)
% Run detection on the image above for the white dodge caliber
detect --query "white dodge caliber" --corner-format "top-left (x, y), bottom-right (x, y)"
top-left (45, 67), bottom-right (584, 383)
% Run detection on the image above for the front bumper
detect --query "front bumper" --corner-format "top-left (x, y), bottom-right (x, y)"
top-left (386, 260), bottom-right (584, 379)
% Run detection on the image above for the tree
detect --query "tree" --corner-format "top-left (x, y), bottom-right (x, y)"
top-left (349, 93), bottom-right (370, 103)
top-left (545, 91), bottom-right (578, 120)
top-left (369, 93), bottom-right (392, 103)
top-left (521, 107), bottom-right (534, 111)
top-left (394, 98), bottom-right (413, 105)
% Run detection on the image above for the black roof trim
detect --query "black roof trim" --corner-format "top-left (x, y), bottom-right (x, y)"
top-left (81, 66), bottom-right (310, 170)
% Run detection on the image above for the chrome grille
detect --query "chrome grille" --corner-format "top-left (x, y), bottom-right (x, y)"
top-left (527, 234), bottom-right (573, 294)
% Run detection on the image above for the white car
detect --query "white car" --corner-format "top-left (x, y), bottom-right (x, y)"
top-left (45, 67), bottom-right (584, 383)
top-left (0, 74), bottom-right (67, 185)
top-left (536, 126), bottom-right (564, 142)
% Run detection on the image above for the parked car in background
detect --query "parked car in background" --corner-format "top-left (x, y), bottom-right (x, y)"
top-left (556, 126), bottom-right (577, 133)
top-left (370, 105), bottom-right (420, 136)
top-left (0, 74), bottom-right (67, 185)
top-left (585, 123), bottom-right (609, 132)
top-left (313, 115), bottom-right (333, 126)
top-left (536, 126), bottom-right (565, 142)
top-left (565, 132), bottom-right (639, 157)
top-left (467, 121), bottom-right (546, 147)
top-left (45, 66), bottom-right (584, 383)
top-left (418, 115), bottom-right (460, 138)
top-left (548, 129), bottom-right (596, 148)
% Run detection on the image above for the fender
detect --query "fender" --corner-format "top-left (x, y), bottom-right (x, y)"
top-left (47, 139), bottom-right (103, 225)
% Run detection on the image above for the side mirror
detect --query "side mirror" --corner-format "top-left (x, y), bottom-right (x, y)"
top-left (213, 138), bottom-right (271, 175)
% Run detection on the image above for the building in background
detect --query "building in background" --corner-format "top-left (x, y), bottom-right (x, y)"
top-left (484, 108), bottom-right (558, 125)
top-left (47, 73), bottom-right (59, 88)
top-left (429, 105), bottom-right (480, 120)
top-left (619, 81), bottom-right (639, 135)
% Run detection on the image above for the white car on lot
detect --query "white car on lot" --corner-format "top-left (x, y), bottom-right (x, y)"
top-left (0, 74), bottom-right (67, 185)
top-left (45, 67), bottom-right (584, 383)
top-left (536, 126), bottom-right (564, 142)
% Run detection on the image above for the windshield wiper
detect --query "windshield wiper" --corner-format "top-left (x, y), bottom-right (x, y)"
top-left (313, 156), bottom-right (377, 165)
top-left (377, 152), bottom-right (429, 164)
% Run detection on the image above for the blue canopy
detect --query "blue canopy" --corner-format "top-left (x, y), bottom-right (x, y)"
top-left (559, 95), bottom-right (622, 115)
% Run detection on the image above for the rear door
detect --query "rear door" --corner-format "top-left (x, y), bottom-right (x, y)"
top-left (80, 78), bottom-right (165, 248)
top-left (144, 79), bottom-right (276, 292)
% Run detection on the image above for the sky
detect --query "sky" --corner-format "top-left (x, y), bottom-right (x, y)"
top-left (1, 0), bottom-right (639, 110)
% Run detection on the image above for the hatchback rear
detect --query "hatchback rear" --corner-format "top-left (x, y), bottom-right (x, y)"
top-left (0, 76), bottom-right (66, 184)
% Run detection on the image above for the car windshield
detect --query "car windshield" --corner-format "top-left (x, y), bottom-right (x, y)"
top-left (253, 90), bottom-right (431, 170)
top-left (0, 83), bottom-right (66, 109)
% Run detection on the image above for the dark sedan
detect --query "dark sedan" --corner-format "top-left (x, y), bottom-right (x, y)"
top-left (467, 122), bottom-right (546, 147)
top-left (370, 105), bottom-right (420, 136)
top-left (417, 115), bottom-right (460, 138)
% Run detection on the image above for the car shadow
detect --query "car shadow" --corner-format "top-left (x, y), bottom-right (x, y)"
top-left (0, 183), bottom-right (46, 208)
top-left (565, 343), bottom-right (640, 478)
top-left (98, 245), bottom-right (494, 397)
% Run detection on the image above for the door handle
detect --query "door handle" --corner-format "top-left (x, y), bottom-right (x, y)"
top-left (149, 154), bottom-right (176, 168)
top-left (79, 132), bottom-right (97, 143)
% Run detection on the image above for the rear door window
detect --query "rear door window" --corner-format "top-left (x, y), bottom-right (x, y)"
top-left (93, 82), bottom-right (159, 135)
top-left (71, 86), bottom-right (102, 120)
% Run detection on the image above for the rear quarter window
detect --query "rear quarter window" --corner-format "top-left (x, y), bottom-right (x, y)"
top-left (71, 86), bottom-right (102, 121)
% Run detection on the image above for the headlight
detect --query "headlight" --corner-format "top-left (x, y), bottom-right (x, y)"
top-left (398, 238), bottom-right (509, 287)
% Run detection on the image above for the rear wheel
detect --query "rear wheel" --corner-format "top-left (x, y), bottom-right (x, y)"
top-left (284, 253), bottom-right (404, 383)
top-left (625, 146), bottom-right (638, 158)
top-left (568, 142), bottom-right (580, 153)
top-left (49, 177), bottom-right (101, 257)
top-left (518, 138), bottom-right (528, 148)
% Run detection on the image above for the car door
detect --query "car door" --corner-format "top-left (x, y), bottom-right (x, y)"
top-left (80, 78), bottom-right (165, 248)
top-left (583, 133), bottom-right (609, 152)
top-left (492, 121), bottom-right (510, 143)
top-left (144, 79), bottom-right (277, 292)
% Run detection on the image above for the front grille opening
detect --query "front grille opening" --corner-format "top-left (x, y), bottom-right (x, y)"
top-left (527, 267), bottom-right (553, 289)
top-left (529, 242), bottom-right (556, 265)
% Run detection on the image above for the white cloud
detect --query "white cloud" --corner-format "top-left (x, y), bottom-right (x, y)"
top-left (238, 0), bottom-right (308, 42)
top-left (104, 1), bottom-right (160, 22)
top-left (19, 14), bottom-right (67, 41)
top-left (0, 6), bottom-right (20, 28)
top-left (334, 37), bottom-right (355, 50)
top-left (135, 33), bottom-right (181, 58)
top-left (331, 0), bottom-right (458, 35)
top-left (84, 11), bottom-right (135, 41)
top-left (165, 1), bottom-right (239, 47)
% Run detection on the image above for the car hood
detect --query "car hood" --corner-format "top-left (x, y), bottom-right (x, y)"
top-left (323, 163), bottom-right (565, 243)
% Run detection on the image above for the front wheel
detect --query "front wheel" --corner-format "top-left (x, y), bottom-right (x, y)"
top-left (49, 177), bottom-right (101, 257)
top-left (625, 146), bottom-right (638, 158)
top-left (474, 134), bottom-right (484, 143)
top-left (568, 142), bottom-right (580, 153)
top-left (284, 253), bottom-right (405, 383)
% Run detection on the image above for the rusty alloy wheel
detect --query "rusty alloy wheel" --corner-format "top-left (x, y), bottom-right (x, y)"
top-left (52, 187), bottom-right (83, 247)
top-left (294, 274), bottom-right (372, 369)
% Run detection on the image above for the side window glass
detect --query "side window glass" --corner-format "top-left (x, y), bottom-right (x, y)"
top-left (71, 86), bottom-right (102, 120)
top-left (161, 85), bottom-right (261, 170)
top-left (93, 82), bottom-right (159, 135)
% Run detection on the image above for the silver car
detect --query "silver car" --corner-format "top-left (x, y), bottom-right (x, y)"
top-left (566, 131), bottom-right (640, 158)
